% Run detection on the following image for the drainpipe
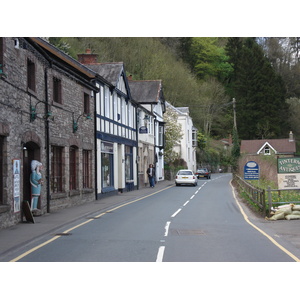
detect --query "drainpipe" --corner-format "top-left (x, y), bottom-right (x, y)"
top-left (44, 67), bottom-right (51, 213)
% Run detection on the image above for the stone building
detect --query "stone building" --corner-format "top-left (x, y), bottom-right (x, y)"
top-left (0, 38), bottom-right (97, 229)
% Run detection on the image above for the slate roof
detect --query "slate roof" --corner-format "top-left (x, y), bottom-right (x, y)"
top-left (86, 63), bottom-right (124, 86)
top-left (128, 80), bottom-right (163, 104)
top-left (240, 138), bottom-right (296, 155)
top-left (29, 38), bottom-right (97, 80)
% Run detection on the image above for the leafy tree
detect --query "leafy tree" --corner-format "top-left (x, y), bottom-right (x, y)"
top-left (163, 108), bottom-right (183, 164)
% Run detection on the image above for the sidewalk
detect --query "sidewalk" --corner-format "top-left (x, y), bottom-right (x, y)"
top-left (0, 180), bottom-right (174, 261)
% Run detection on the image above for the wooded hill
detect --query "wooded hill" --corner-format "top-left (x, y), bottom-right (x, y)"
top-left (49, 37), bottom-right (300, 166)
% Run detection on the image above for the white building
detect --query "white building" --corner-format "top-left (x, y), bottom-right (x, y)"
top-left (166, 102), bottom-right (197, 171)
top-left (78, 51), bottom-right (138, 196)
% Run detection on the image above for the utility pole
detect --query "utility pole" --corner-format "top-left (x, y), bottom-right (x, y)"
top-left (232, 98), bottom-right (237, 130)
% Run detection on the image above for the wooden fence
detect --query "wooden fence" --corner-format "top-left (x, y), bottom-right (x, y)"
top-left (234, 174), bottom-right (300, 217)
top-left (233, 174), bottom-right (266, 216)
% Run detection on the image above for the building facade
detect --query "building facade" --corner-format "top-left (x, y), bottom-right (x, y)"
top-left (128, 80), bottom-right (166, 185)
top-left (166, 102), bottom-right (197, 171)
top-left (0, 38), bottom-right (97, 229)
top-left (78, 52), bottom-right (138, 197)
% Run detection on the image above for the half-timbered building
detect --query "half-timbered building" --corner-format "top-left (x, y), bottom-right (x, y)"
top-left (78, 51), bottom-right (138, 197)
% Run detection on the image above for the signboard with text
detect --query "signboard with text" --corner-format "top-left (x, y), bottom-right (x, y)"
top-left (13, 159), bottom-right (21, 213)
top-left (277, 157), bottom-right (300, 173)
top-left (277, 157), bottom-right (300, 189)
top-left (244, 161), bottom-right (259, 180)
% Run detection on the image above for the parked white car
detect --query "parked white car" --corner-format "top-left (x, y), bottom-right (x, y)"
top-left (175, 169), bottom-right (198, 186)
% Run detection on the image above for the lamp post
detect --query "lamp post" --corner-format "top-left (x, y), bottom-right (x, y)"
top-left (73, 113), bottom-right (92, 133)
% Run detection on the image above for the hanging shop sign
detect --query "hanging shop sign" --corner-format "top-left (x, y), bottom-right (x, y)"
top-left (139, 126), bottom-right (148, 134)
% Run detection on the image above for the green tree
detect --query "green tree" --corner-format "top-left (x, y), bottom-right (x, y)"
top-left (226, 37), bottom-right (290, 139)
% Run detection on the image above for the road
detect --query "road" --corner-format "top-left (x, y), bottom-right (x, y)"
top-left (9, 173), bottom-right (297, 262)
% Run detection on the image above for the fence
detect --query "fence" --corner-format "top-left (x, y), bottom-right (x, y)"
top-left (233, 174), bottom-right (300, 217)
top-left (233, 174), bottom-right (266, 216)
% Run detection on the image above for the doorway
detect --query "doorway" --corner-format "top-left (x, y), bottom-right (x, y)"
top-left (22, 142), bottom-right (40, 208)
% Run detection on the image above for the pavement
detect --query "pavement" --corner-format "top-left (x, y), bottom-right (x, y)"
top-left (1, 176), bottom-right (300, 262)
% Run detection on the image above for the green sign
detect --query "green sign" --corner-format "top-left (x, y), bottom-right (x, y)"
top-left (278, 157), bottom-right (300, 173)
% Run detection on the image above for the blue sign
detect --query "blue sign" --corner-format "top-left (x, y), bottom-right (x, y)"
top-left (139, 126), bottom-right (148, 134)
top-left (244, 161), bottom-right (259, 180)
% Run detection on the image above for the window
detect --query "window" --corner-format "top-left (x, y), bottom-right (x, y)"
top-left (192, 128), bottom-right (197, 147)
top-left (27, 58), bottom-right (36, 91)
top-left (69, 146), bottom-right (78, 190)
top-left (0, 136), bottom-right (3, 204)
top-left (84, 92), bottom-right (90, 115)
top-left (83, 150), bottom-right (91, 188)
top-left (264, 146), bottom-right (270, 155)
top-left (125, 146), bottom-right (133, 181)
top-left (51, 146), bottom-right (63, 193)
top-left (158, 123), bottom-right (164, 148)
top-left (101, 142), bottom-right (114, 189)
top-left (53, 77), bottom-right (62, 104)
top-left (104, 87), bottom-right (110, 118)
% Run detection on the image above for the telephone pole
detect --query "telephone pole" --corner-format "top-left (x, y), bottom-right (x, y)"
top-left (232, 98), bottom-right (237, 130)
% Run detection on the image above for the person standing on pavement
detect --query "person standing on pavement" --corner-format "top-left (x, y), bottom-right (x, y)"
top-left (147, 164), bottom-right (156, 188)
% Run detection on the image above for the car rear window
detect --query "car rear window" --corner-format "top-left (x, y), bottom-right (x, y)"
top-left (178, 171), bottom-right (193, 175)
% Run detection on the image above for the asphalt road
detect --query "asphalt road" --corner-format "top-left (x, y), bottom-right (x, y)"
top-left (12, 173), bottom-right (295, 262)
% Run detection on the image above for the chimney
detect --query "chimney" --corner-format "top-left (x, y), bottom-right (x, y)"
top-left (289, 131), bottom-right (294, 142)
top-left (77, 49), bottom-right (98, 64)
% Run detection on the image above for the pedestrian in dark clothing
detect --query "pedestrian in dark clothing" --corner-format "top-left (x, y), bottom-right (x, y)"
top-left (147, 164), bottom-right (156, 187)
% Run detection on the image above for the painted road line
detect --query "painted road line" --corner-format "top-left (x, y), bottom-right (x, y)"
top-left (10, 184), bottom-right (174, 262)
top-left (171, 209), bottom-right (182, 218)
top-left (190, 195), bottom-right (195, 200)
top-left (183, 200), bottom-right (189, 206)
top-left (230, 180), bottom-right (300, 262)
top-left (156, 246), bottom-right (165, 262)
top-left (164, 222), bottom-right (171, 237)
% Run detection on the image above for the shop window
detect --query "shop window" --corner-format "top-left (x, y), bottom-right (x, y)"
top-left (83, 150), bottom-right (91, 188)
top-left (101, 142), bottom-right (114, 190)
top-left (125, 146), bottom-right (133, 181)
top-left (27, 58), bottom-right (36, 92)
top-left (53, 77), bottom-right (62, 104)
top-left (69, 146), bottom-right (78, 190)
top-left (101, 152), bottom-right (113, 188)
top-left (51, 146), bottom-right (63, 193)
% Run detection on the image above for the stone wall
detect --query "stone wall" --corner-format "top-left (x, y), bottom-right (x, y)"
top-left (0, 38), bottom-right (95, 229)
